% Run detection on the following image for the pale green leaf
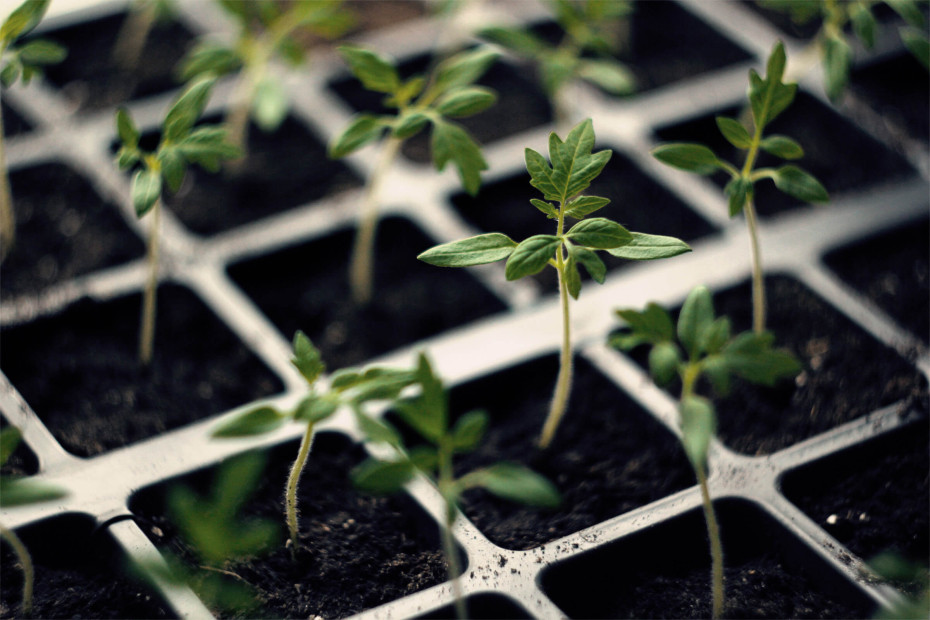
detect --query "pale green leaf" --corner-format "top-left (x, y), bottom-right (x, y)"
top-left (772, 165), bottom-right (828, 203)
top-left (212, 406), bottom-right (287, 437)
top-left (652, 143), bottom-right (721, 175)
top-left (680, 395), bottom-right (716, 469)
top-left (565, 217), bottom-right (631, 249)
top-left (606, 232), bottom-right (691, 260)
top-left (0, 478), bottom-right (67, 507)
top-left (132, 169), bottom-right (162, 217)
top-left (417, 233), bottom-right (516, 267)
top-left (431, 119), bottom-right (488, 195)
top-left (505, 235), bottom-right (561, 280)
top-left (252, 76), bottom-right (288, 132)
top-left (433, 46), bottom-right (498, 93)
top-left (435, 86), bottom-right (497, 118)
top-left (467, 462), bottom-right (560, 508)
top-left (715, 116), bottom-right (751, 149)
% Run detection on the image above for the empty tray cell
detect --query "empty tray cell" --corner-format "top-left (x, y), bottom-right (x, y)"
top-left (0, 285), bottom-right (283, 458)
top-left (540, 499), bottom-right (875, 618)
top-left (824, 216), bottom-right (929, 343)
top-left (227, 216), bottom-right (507, 369)
top-left (130, 432), bottom-right (454, 619)
top-left (1, 163), bottom-right (145, 298)
top-left (0, 514), bottom-right (174, 618)
top-left (653, 92), bottom-right (916, 217)
top-left (1, 102), bottom-right (31, 137)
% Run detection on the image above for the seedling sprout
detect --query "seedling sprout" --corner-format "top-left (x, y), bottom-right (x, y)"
top-left (419, 118), bottom-right (690, 448)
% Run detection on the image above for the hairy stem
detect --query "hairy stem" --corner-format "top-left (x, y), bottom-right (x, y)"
top-left (696, 463), bottom-right (725, 619)
top-left (0, 107), bottom-right (13, 262)
top-left (744, 198), bottom-right (765, 333)
top-left (437, 439), bottom-right (466, 620)
top-left (350, 136), bottom-right (402, 305)
top-left (139, 198), bottom-right (161, 366)
top-left (111, 1), bottom-right (158, 72)
top-left (1, 521), bottom-right (34, 617)
top-left (285, 421), bottom-right (316, 560)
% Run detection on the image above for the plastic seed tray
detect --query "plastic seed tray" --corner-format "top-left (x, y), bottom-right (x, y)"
top-left (1, 0), bottom-right (927, 618)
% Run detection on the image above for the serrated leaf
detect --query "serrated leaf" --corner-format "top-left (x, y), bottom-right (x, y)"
top-left (0, 426), bottom-right (22, 467)
top-left (466, 462), bottom-right (560, 508)
top-left (176, 126), bottom-right (242, 170)
top-left (564, 195), bottom-right (610, 219)
top-left (158, 148), bottom-right (186, 193)
top-left (759, 135), bottom-right (803, 160)
top-left (435, 86), bottom-right (496, 118)
top-left (330, 114), bottom-right (386, 158)
top-left (116, 108), bottom-right (140, 149)
top-left (530, 198), bottom-right (559, 219)
top-left (338, 45), bottom-right (399, 94)
top-left (291, 331), bottom-right (325, 384)
top-left (563, 252), bottom-right (582, 299)
top-left (551, 119), bottom-right (612, 199)
top-left (451, 410), bottom-right (488, 452)
top-left (417, 233), bottom-right (516, 267)
top-left (614, 302), bottom-right (675, 346)
top-left (505, 235), bottom-right (561, 280)
top-left (212, 406), bottom-right (287, 437)
top-left (433, 46), bottom-right (498, 93)
top-left (163, 77), bottom-right (215, 143)
top-left (901, 26), bottom-right (930, 70)
top-left (724, 176), bottom-right (753, 217)
top-left (18, 39), bottom-right (66, 65)
top-left (0, 478), bottom-right (67, 508)
top-left (748, 41), bottom-right (797, 127)
top-left (772, 165), bottom-right (828, 203)
top-left (652, 143), bottom-right (720, 175)
top-left (252, 76), bottom-right (288, 132)
top-left (569, 245), bottom-right (606, 283)
top-left (431, 119), bottom-right (488, 196)
top-left (678, 285), bottom-right (715, 359)
top-left (679, 395), bottom-right (716, 469)
top-left (715, 116), bottom-right (752, 149)
top-left (132, 169), bottom-right (162, 217)
top-left (524, 147), bottom-right (560, 201)
top-left (606, 232), bottom-right (691, 261)
top-left (576, 58), bottom-right (635, 94)
top-left (351, 458), bottom-right (415, 495)
top-left (565, 217), bottom-right (631, 249)
top-left (392, 111), bottom-right (429, 139)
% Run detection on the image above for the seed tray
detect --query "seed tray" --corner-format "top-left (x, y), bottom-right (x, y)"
top-left (1, 0), bottom-right (927, 618)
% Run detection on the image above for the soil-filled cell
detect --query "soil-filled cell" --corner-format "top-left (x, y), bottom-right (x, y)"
top-left (1, 102), bottom-right (31, 137)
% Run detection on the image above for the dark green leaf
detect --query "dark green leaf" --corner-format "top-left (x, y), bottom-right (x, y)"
top-left (606, 232), bottom-right (691, 261)
top-left (132, 169), bottom-right (162, 217)
top-left (158, 148), bottom-right (186, 193)
top-left (163, 77), bottom-right (215, 143)
top-left (649, 341), bottom-right (681, 387)
top-left (565, 217), bottom-right (631, 249)
top-left (0, 478), bottom-right (67, 507)
top-left (505, 235), bottom-right (561, 280)
top-left (715, 116), bottom-right (751, 149)
top-left (1, 0), bottom-right (51, 42)
top-left (392, 111), bottom-right (429, 139)
top-left (433, 47), bottom-right (498, 93)
top-left (748, 41), bottom-right (797, 127)
top-left (678, 285), bottom-right (714, 359)
top-left (0, 426), bottom-right (21, 467)
top-left (451, 410), bottom-right (488, 452)
top-left (431, 119), bottom-right (488, 195)
top-left (771, 165), bottom-right (828, 203)
top-left (652, 143), bottom-right (720, 175)
top-left (435, 86), bottom-right (496, 118)
top-left (564, 195), bottom-right (610, 219)
top-left (330, 114), bottom-right (386, 158)
top-left (823, 33), bottom-right (852, 101)
top-left (468, 462), bottom-right (560, 508)
top-left (351, 458), bottom-right (415, 494)
top-left (417, 233), bottom-right (516, 267)
top-left (569, 245), bottom-right (606, 283)
top-left (563, 252), bottom-right (582, 299)
top-left (252, 77), bottom-right (288, 132)
top-left (293, 394), bottom-right (339, 423)
top-left (679, 395), bottom-right (716, 469)
top-left (759, 135), bottom-right (803, 160)
top-left (17, 39), bottom-right (65, 65)
top-left (116, 108), bottom-right (140, 149)
top-left (177, 41), bottom-right (240, 81)
top-left (212, 406), bottom-right (287, 437)
top-left (530, 198), bottom-right (559, 219)
top-left (614, 302), bottom-right (675, 346)
top-left (724, 176), bottom-right (753, 217)
top-left (576, 58), bottom-right (635, 94)
top-left (524, 147), bottom-right (560, 201)
top-left (338, 45), bottom-right (399, 94)
top-left (478, 26), bottom-right (547, 56)
top-left (549, 119), bottom-right (612, 199)
top-left (291, 331), bottom-right (325, 384)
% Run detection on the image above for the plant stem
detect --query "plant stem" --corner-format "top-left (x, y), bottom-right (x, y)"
top-left (285, 421), bottom-right (316, 560)
top-left (0, 106), bottom-right (13, 263)
top-left (437, 439), bottom-right (466, 620)
top-left (696, 463), bottom-right (725, 620)
top-left (139, 198), bottom-right (161, 366)
top-left (1, 521), bottom-right (34, 617)
top-left (743, 198), bottom-right (765, 334)
top-left (111, 0), bottom-right (158, 72)
top-left (349, 135), bottom-right (402, 305)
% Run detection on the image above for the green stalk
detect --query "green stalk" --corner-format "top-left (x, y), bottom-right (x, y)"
top-left (697, 463), bottom-right (725, 620)
top-left (350, 136), bottom-right (402, 305)
top-left (285, 421), bottom-right (316, 560)
top-left (437, 438), bottom-right (466, 620)
top-left (538, 209), bottom-right (573, 450)
top-left (139, 197), bottom-right (161, 366)
top-left (111, 0), bottom-right (158, 72)
top-left (0, 104), bottom-right (13, 262)
top-left (740, 109), bottom-right (767, 334)
top-left (1, 521), bottom-right (34, 617)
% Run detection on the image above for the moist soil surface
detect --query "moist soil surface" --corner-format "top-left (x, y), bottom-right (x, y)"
top-left (1, 163), bottom-right (145, 298)
top-left (131, 432), bottom-right (448, 619)
top-left (0, 285), bottom-right (282, 458)
top-left (228, 216), bottom-right (508, 369)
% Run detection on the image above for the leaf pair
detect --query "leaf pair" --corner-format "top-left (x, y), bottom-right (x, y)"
top-left (0, 0), bottom-right (66, 87)
top-left (329, 45), bottom-right (499, 195)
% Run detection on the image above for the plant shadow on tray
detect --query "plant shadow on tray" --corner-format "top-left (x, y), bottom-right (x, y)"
top-left (1, 163), bottom-right (145, 298)
top-left (227, 216), bottom-right (507, 369)
top-left (0, 284), bottom-right (283, 458)
top-left (540, 499), bottom-right (875, 619)
top-left (0, 514), bottom-right (173, 619)
top-left (130, 432), bottom-right (453, 620)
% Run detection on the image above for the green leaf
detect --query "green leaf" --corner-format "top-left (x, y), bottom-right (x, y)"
top-left (771, 165), bottom-right (828, 203)
top-left (901, 26), bottom-right (930, 70)
top-left (564, 195), bottom-right (610, 219)
top-left (163, 77), bottom-right (215, 143)
top-left (715, 116), bottom-right (752, 149)
top-left (679, 395), bottom-right (716, 469)
top-left (576, 58), bottom-right (635, 94)
top-left (17, 39), bottom-right (66, 65)
top-left (451, 410), bottom-right (488, 452)
top-left (132, 169), bottom-right (162, 217)
top-left (338, 45), bottom-right (400, 95)
top-left (551, 119), bottom-right (612, 199)
top-left (177, 41), bottom-right (241, 81)
top-left (0, 426), bottom-right (22, 467)
top-left (351, 458), bottom-right (415, 495)
top-left (504, 235), bottom-right (561, 280)
top-left (565, 217), bottom-right (631, 249)
top-left (158, 147), bottom-right (186, 193)
top-left (850, 3), bottom-right (877, 48)
top-left (606, 232), bottom-right (691, 261)
top-left (649, 341), bottom-right (681, 387)
top-left (530, 198), bottom-right (559, 219)
top-left (0, 478), bottom-right (67, 508)
top-left (417, 233), bottom-right (516, 267)
top-left (652, 143), bottom-right (720, 175)
top-left (823, 33), bottom-right (852, 102)
top-left (392, 111), bottom-right (429, 139)
top-left (759, 135), bottom-right (803, 160)
top-left (478, 26), bottom-right (547, 56)
top-left (614, 302), bottom-right (675, 347)
top-left (176, 127), bottom-right (242, 171)
top-left (524, 147), bottom-right (560, 201)
top-left (569, 245), bottom-right (606, 283)
top-left (252, 76), bottom-right (288, 132)
top-left (563, 252), bottom-right (582, 299)
top-left (431, 119), bottom-right (488, 196)
top-left (435, 86), bottom-right (496, 118)
top-left (0, 62), bottom-right (20, 87)
top-left (293, 394), bottom-right (339, 423)
top-left (291, 331), bottom-right (325, 384)
top-left (1, 0), bottom-right (51, 42)
top-left (678, 285), bottom-right (714, 359)
top-left (724, 176), bottom-right (753, 217)
top-left (354, 411), bottom-right (402, 446)
top-left (467, 462), bottom-right (560, 508)
top-left (116, 108), bottom-right (140, 149)
top-left (700, 317), bottom-right (731, 355)
top-left (748, 41), bottom-right (797, 127)
top-left (433, 46), bottom-right (498, 93)
top-left (702, 355), bottom-right (731, 396)
top-left (330, 114), bottom-right (386, 158)
top-left (722, 332), bottom-right (801, 385)
top-left (212, 406), bottom-right (287, 437)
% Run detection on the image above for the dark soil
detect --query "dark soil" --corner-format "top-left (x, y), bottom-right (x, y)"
top-left (783, 418), bottom-right (930, 591)
top-left (849, 52), bottom-right (930, 148)
top-left (449, 150), bottom-right (718, 290)
top-left (0, 417), bottom-right (39, 477)
top-left (1, 163), bottom-right (145, 298)
top-left (1, 102), bottom-right (31, 137)
top-left (130, 432), bottom-right (449, 619)
top-left (0, 285), bottom-right (283, 458)
top-left (0, 515), bottom-right (173, 619)
top-left (36, 10), bottom-right (194, 112)
top-left (824, 216), bottom-right (929, 343)
top-left (425, 355), bottom-right (694, 550)
top-left (653, 92), bottom-right (916, 217)
top-left (227, 216), bottom-right (508, 370)
top-left (414, 593), bottom-right (532, 619)
top-left (541, 499), bottom-right (873, 618)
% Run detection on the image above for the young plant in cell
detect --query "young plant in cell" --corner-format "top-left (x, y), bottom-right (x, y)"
top-left (756, 0), bottom-right (929, 99)
top-left (611, 285), bottom-right (801, 619)
top-left (0, 426), bottom-right (68, 617)
top-left (479, 0), bottom-right (635, 128)
top-left (0, 0), bottom-right (66, 262)
top-left (652, 41), bottom-right (828, 334)
top-left (178, 0), bottom-right (353, 155)
top-left (351, 352), bottom-right (560, 620)
top-left (329, 44), bottom-right (499, 304)
top-left (419, 118), bottom-right (691, 449)
top-left (114, 76), bottom-right (241, 365)
top-left (212, 330), bottom-right (421, 560)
